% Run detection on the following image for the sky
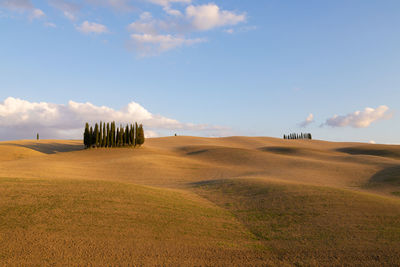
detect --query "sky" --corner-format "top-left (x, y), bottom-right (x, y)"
top-left (0, 0), bottom-right (399, 143)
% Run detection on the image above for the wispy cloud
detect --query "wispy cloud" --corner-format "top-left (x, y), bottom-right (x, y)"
top-left (85, 0), bottom-right (135, 12)
top-left (186, 4), bottom-right (246, 31)
top-left (48, 0), bottom-right (80, 21)
top-left (130, 33), bottom-right (205, 56)
top-left (0, 0), bottom-right (33, 10)
top-left (0, 97), bottom-right (228, 140)
top-left (44, 21), bottom-right (57, 27)
top-left (323, 105), bottom-right (391, 128)
top-left (29, 8), bottom-right (45, 20)
top-left (127, 3), bottom-right (246, 55)
top-left (77, 20), bottom-right (109, 34)
top-left (299, 113), bottom-right (314, 128)
top-left (1, 0), bottom-right (249, 55)
top-left (1, 0), bottom-right (45, 20)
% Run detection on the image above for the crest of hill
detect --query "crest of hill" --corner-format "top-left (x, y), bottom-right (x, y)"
top-left (0, 136), bottom-right (400, 265)
top-left (0, 136), bottom-right (399, 194)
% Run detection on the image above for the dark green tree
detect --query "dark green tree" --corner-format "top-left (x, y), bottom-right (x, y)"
top-left (84, 123), bottom-right (90, 148)
top-left (130, 124), bottom-right (135, 147)
top-left (101, 122), bottom-right (107, 147)
top-left (125, 125), bottom-right (129, 146)
top-left (116, 128), bottom-right (120, 147)
top-left (135, 122), bottom-right (138, 147)
top-left (94, 123), bottom-right (99, 147)
top-left (110, 122), bottom-right (115, 147)
top-left (89, 126), bottom-right (94, 147)
top-left (107, 123), bottom-right (111, 147)
top-left (97, 121), bottom-right (103, 147)
top-left (121, 125), bottom-right (125, 146)
top-left (120, 125), bottom-right (124, 146)
top-left (136, 124), bottom-right (145, 146)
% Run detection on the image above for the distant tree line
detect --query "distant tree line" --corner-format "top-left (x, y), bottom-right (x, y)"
top-left (283, 133), bottom-right (312, 140)
top-left (83, 121), bottom-right (145, 148)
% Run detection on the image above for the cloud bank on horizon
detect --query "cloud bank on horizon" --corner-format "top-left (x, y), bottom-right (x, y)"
top-left (297, 106), bottom-right (391, 130)
top-left (0, 0), bottom-right (249, 56)
top-left (0, 97), bottom-right (229, 140)
top-left (323, 105), bottom-right (391, 128)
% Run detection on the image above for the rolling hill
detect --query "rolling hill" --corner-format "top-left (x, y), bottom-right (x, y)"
top-left (0, 137), bottom-right (399, 265)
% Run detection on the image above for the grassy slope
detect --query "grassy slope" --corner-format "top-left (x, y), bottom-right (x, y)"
top-left (194, 178), bottom-right (400, 266)
top-left (0, 178), bottom-right (268, 266)
top-left (0, 137), bottom-right (399, 265)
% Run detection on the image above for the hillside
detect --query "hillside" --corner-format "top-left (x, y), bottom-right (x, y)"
top-left (0, 137), bottom-right (399, 265)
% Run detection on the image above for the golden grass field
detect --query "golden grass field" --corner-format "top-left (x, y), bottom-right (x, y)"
top-left (0, 136), bottom-right (400, 266)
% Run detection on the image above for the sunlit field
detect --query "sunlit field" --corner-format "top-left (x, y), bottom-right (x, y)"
top-left (1, 137), bottom-right (400, 265)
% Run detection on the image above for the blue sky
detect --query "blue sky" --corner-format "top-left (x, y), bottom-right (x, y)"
top-left (0, 0), bottom-right (399, 143)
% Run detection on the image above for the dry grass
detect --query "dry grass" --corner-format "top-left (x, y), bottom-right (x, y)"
top-left (0, 137), bottom-right (399, 265)
top-left (0, 178), bottom-right (269, 266)
top-left (194, 178), bottom-right (400, 266)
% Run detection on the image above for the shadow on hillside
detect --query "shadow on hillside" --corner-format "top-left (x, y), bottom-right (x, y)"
top-left (337, 147), bottom-right (400, 159)
top-left (6, 142), bottom-right (85, 154)
top-left (186, 149), bottom-right (210, 156)
top-left (369, 165), bottom-right (400, 185)
top-left (258, 146), bottom-right (299, 155)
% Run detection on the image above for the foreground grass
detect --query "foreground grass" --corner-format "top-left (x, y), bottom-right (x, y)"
top-left (194, 178), bottom-right (400, 266)
top-left (0, 178), bottom-right (269, 266)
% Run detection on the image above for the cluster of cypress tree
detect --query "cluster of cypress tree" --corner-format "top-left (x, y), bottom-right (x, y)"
top-left (83, 121), bottom-right (145, 148)
top-left (283, 133), bottom-right (312, 140)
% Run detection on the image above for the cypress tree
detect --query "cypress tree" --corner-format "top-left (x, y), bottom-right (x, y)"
top-left (89, 126), bottom-right (94, 147)
top-left (135, 122), bottom-right (138, 147)
top-left (125, 125), bottom-right (130, 146)
top-left (102, 122), bottom-right (105, 147)
top-left (120, 125), bottom-right (124, 146)
top-left (94, 123), bottom-right (99, 147)
top-left (84, 123), bottom-right (90, 148)
top-left (114, 122), bottom-right (117, 147)
top-left (110, 122), bottom-right (115, 147)
top-left (107, 123), bottom-right (111, 147)
top-left (122, 126), bottom-right (125, 146)
top-left (130, 124), bottom-right (135, 147)
top-left (136, 124), bottom-right (145, 146)
top-left (99, 121), bottom-right (103, 147)
top-left (116, 128), bottom-right (120, 147)
top-left (105, 123), bottom-right (109, 147)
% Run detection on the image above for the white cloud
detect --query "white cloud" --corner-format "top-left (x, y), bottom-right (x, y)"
top-left (224, 28), bottom-right (234, 34)
top-left (139, 11), bottom-right (152, 20)
top-left (29, 8), bottom-right (45, 20)
top-left (130, 33), bottom-right (205, 56)
top-left (299, 113), bottom-right (314, 128)
top-left (63, 11), bottom-right (75, 20)
top-left (77, 21), bottom-right (109, 34)
top-left (0, 0), bottom-right (33, 10)
top-left (1, 0), bottom-right (46, 20)
top-left (49, 0), bottom-right (80, 21)
top-left (127, 3), bottom-right (246, 55)
top-left (44, 21), bottom-right (57, 28)
top-left (128, 13), bottom-right (158, 35)
top-left (127, 11), bottom-right (184, 35)
top-left (186, 4), bottom-right (246, 31)
top-left (163, 6), bottom-right (181, 16)
top-left (85, 0), bottom-right (134, 11)
top-left (147, 0), bottom-right (191, 7)
top-left (369, 140), bottom-right (376, 144)
top-left (0, 97), bottom-right (227, 140)
top-left (323, 105), bottom-right (391, 128)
